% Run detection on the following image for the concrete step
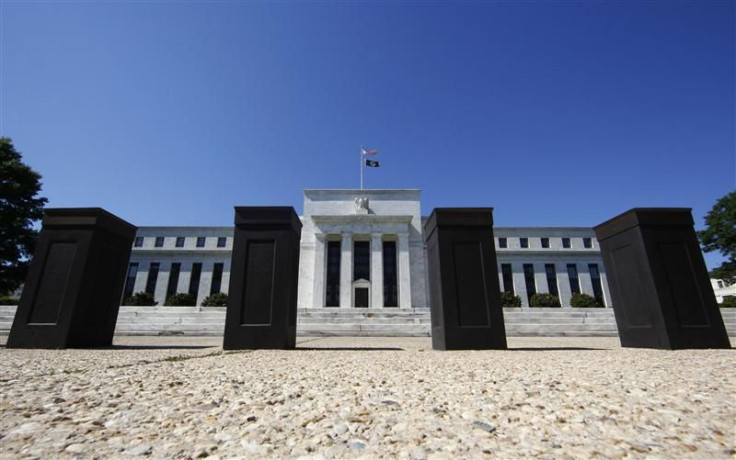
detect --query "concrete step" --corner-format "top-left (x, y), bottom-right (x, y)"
top-left (1, 305), bottom-right (734, 337)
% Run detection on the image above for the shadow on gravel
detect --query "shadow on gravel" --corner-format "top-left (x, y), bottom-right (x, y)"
top-left (508, 347), bottom-right (609, 351)
top-left (107, 345), bottom-right (216, 350)
top-left (296, 347), bottom-right (405, 351)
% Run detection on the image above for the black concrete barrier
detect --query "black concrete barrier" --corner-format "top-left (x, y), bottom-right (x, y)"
top-left (424, 208), bottom-right (507, 350)
top-left (7, 208), bottom-right (137, 348)
top-left (594, 208), bottom-right (730, 349)
top-left (223, 207), bottom-right (302, 350)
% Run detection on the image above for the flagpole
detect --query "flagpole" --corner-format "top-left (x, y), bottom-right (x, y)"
top-left (360, 147), bottom-right (364, 190)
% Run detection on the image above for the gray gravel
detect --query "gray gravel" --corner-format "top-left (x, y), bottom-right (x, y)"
top-left (1, 336), bottom-right (734, 458)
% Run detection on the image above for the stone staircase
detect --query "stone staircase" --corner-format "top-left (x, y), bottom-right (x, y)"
top-left (1, 305), bottom-right (735, 338)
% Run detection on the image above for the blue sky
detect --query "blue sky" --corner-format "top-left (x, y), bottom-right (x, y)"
top-left (1, 1), bottom-right (734, 266)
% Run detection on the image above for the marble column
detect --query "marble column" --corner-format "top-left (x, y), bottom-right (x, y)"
top-left (370, 233), bottom-right (384, 308)
top-left (398, 232), bottom-right (412, 308)
top-left (339, 232), bottom-right (352, 308)
top-left (312, 233), bottom-right (326, 308)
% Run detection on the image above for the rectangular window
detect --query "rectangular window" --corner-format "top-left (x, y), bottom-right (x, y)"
top-left (589, 264), bottom-right (604, 306)
top-left (541, 237), bottom-right (549, 248)
top-left (196, 237), bottom-right (206, 248)
top-left (175, 237), bottom-right (185, 248)
top-left (567, 264), bottom-right (580, 295)
top-left (189, 263), bottom-right (202, 298)
top-left (562, 237), bottom-right (571, 248)
top-left (545, 264), bottom-right (558, 297)
top-left (154, 237), bottom-right (164, 248)
top-left (383, 241), bottom-right (398, 307)
top-left (145, 262), bottom-right (160, 294)
top-left (523, 264), bottom-right (536, 302)
top-left (166, 263), bottom-right (181, 300)
top-left (134, 237), bottom-right (144, 248)
top-left (501, 264), bottom-right (514, 293)
top-left (325, 241), bottom-right (341, 307)
top-left (123, 263), bottom-right (138, 301)
top-left (217, 237), bottom-right (227, 248)
top-left (583, 237), bottom-right (592, 248)
top-left (211, 263), bottom-right (224, 294)
top-left (498, 237), bottom-right (507, 249)
top-left (353, 241), bottom-right (370, 281)
top-left (520, 237), bottom-right (529, 248)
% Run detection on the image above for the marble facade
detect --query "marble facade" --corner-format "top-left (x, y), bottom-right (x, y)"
top-left (296, 189), bottom-right (427, 309)
top-left (126, 189), bottom-right (616, 310)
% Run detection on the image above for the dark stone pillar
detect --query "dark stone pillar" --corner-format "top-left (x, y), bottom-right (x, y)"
top-left (424, 208), bottom-right (507, 350)
top-left (594, 208), bottom-right (730, 349)
top-left (7, 208), bottom-right (137, 349)
top-left (223, 207), bottom-right (302, 350)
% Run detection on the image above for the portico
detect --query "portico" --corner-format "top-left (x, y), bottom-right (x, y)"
top-left (297, 190), bottom-right (428, 310)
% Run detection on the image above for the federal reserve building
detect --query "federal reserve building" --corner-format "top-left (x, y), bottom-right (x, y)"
top-left (124, 189), bottom-right (612, 312)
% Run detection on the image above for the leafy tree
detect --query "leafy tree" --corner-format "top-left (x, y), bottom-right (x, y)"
top-left (0, 138), bottom-right (48, 295)
top-left (123, 292), bottom-right (157, 306)
top-left (201, 292), bottom-right (228, 307)
top-left (529, 293), bottom-right (561, 308)
top-left (165, 292), bottom-right (197, 306)
top-left (570, 293), bottom-right (601, 308)
top-left (698, 191), bottom-right (736, 283)
top-left (499, 291), bottom-right (521, 308)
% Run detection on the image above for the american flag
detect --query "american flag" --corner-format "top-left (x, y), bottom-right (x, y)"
top-left (361, 147), bottom-right (379, 156)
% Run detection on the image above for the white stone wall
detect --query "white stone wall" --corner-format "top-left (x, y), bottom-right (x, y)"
top-left (296, 189), bottom-right (427, 309)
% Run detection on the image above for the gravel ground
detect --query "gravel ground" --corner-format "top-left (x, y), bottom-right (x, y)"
top-left (1, 336), bottom-right (734, 459)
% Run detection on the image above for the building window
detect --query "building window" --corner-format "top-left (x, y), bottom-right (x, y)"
top-left (166, 263), bottom-right (181, 300)
top-left (383, 241), bottom-right (398, 307)
top-left (145, 262), bottom-right (160, 295)
top-left (175, 237), bottom-right (185, 248)
top-left (541, 237), bottom-right (549, 249)
top-left (718, 280), bottom-right (724, 288)
top-left (520, 238), bottom-right (529, 248)
top-left (523, 264), bottom-right (536, 302)
top-left (545, 264), bottom-right (558, 297)
top-left (134, 237), bottom-right (144, 247)
top-left (217, 237), bottom-right (227, 248)
top-left (589, 264), bottom-right (604, 306)
top-left (123, 263), bottom-right (138, 301)
top-left (211, 263), bottom-right (224, 294)
top-left (562, 237), bottom-right (571, 248)
top-left (567, 264), bottom-right (580, 295)
top-left (189, 263), bottom-right (202, 298)
top-left (501, 264), bottom-right (514, 293)
top-left (154, 237), bottom-right (164, 248)
top-left (325, 241), bottom-right (341, 307)
top-left (196, 237), bottom-right (206, 248)
top-left (583, 237), bottom-right (592, 248)
top-left (498, 237), bottom-right (507, 249)
top-left (353, 241), bottom-right (370, 281)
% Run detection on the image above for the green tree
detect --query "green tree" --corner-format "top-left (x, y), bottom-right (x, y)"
top-left (698, 192), bottom-right (736, 283)
top-left (0, 138), bottom-right (48, 295)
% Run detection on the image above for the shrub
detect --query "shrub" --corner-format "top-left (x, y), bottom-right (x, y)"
top-left (123, 292), bottom-right (157, 306)
top-left (570, 293), bottom-right (601, 308)
top-left (529, 293), bottom-right (561, 308)
top-left (201, 292), bottom-right (228, 307)
top-left (0, 296), bottom-right (19, 305)
top-left (500, 291), bottom-right (521, 308)
top-left (165, 293), bottom-right (197, 306)
top-left (720, 297), bottom-right (736, 308)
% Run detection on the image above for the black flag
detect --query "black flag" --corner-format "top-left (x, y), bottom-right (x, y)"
top-left (365, 159), bottom-right (380, 168)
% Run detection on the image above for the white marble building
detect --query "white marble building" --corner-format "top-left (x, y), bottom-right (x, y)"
top-left (296, 189), bottom-right (427, 309)
top-left (125, 189), bottom-right (613, 309)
